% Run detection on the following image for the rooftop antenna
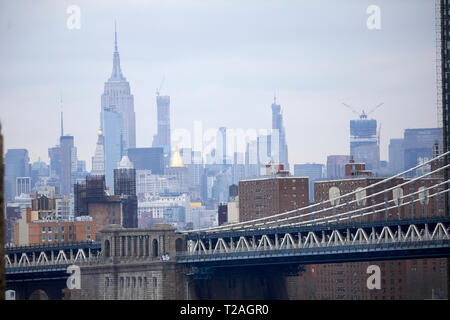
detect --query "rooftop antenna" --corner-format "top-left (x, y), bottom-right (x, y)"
top-left (342, 102), bottom-right (384, 120)
top-left (114, 20), bottom-right (118, 52)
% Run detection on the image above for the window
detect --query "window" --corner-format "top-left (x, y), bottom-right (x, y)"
top-left (48, 234), bottom-right (52, 241)
top-left (42, 235), bottom-right (45, 242)
top-left (42, 227), bottom-right (46, 233)
top-left (54, 226), bottom-right (58, 233)
top-left (48, 226), bottom-right (52, 233)
top-left (69, 234), bottom-right (73, 241)
top-left (87, 234), bottom-right (91, 240)
top-left (62, 234), bottom-right (65, 241)
top-left (61, 226), bottom-right (65, 232)
top-left (55, 234), bottom-right (58, 241)
top-left (87, 225), bottom-right (91, 231)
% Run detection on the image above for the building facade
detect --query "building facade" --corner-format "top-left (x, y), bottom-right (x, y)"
top-left (152, 95), bottom-right (171, 157)
top-left (4, 149), bottom-right (30, 201)
top-left (238, 176), bottom-right (309, 222)
top-left (403, 128), bottom-right (443, 175)
top-left (127, 147), bottom-right (164, 174)
top-left (349, 116), bottom-right (380, 172)
top-left (91, 129), bottom-right (105, 176)
top-left (60, 136), bottom-right (76, 196)
top-left (294, 163), bottom-right (324, 203)
top-left (103, 106), bottom-right (123, 194)
top-left (327, 155), bottom-right (351, 179)
top-left (271, 97), bottom-right (289, 171)
top-left (388, 138), bottom-right (404, 175)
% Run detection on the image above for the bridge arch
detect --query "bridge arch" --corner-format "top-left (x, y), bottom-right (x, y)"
top-left (145, 237), bottom-right (150, 256)
top-left (104, 240), bottom-right (111, 258)
top-left (152, 239), bottom-right (158, 257)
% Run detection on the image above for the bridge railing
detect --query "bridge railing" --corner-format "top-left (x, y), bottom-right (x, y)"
top-left (4, 246), bottom-right (102, 269)
top-left (181, 222), bottom-right (450, 257)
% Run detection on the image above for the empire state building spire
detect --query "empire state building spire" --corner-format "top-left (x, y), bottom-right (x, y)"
top-left (109, 22), bottom-right (125, 81)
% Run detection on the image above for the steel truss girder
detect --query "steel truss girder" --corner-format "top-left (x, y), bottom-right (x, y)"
top-left (185, 222), bottom-right (450, 258)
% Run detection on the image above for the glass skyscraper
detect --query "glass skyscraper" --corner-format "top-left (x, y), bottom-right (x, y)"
top-left (403, 128), bottom-right (443, 176)
top-left (4, 149), bottom-right (30, 201)
top-left (271, 97), bottom-right (289, 170)
top-left (152, 95), bottom-right (171, 157)
top-left (103, 106), bottom-right (123, 194)
top-left (349, 116), bottom-right (380, 172)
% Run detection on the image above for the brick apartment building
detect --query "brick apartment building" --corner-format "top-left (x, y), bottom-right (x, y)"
top-left (238, 175), bottom-right (309, 222)
top-left (14, 208), bottom-right (96, 246)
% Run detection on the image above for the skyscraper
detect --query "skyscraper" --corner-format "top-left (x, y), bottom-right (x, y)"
top-left (349, 114), bottom-right (380, 171)
top-left (4, 149), bottom-right (30, 201)
top-left (127, 147), bottom-right (164, 174)
top-left (294, 163), bottom-right (324, 203)
top-left (388, 138), bottom-right (404, 175)
top-left (216, 127), bottom-right (230, 165)
top-left (100, 24), bottom-right (136, 153)
top-left (60, 135), bottom-right (76, 196)
top-left (103, 106), bottom-right (123, 194)
top-left (326, 155), bottom-right (351, 179)
top-left (91, 129), bottom-right (105, 176)
top-left (403, 128), bottom-right (443, 174)
top-left (271, 96), bottom-right (289, 170)
top-left (114, 156), bottom-right (138, 228)
top-left (114, 156), bottom-right (136, 196)
top-left (48, 146), bottom-right (61, 179)
top-left (152, 95), bottom-right (171, 156)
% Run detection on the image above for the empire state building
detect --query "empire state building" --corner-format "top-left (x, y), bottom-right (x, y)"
top-left (100, 24), bottom-right (136, 153)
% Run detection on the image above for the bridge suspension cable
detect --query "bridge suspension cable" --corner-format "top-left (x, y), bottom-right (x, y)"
top-left (237, 167), bottom-right (450, 231)
top-left (184, 150), bottom-right (450, 234)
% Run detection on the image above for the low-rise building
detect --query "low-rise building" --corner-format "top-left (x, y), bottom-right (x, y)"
top-left (14, 208), bottom-right (96, 246)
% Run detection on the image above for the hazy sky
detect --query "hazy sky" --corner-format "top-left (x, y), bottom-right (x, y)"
top-left (0, 0), bottom-right (439, 171)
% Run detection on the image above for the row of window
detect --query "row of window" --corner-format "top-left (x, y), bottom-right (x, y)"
top-left (41, 225), bottom-right (91, 233)
top-left (41, 233), bottom-right (91, 242)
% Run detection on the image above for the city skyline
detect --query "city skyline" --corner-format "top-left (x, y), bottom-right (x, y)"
top-left (0, 0), bottom-right (439, 171)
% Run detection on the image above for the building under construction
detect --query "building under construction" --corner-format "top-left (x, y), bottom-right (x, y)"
top-left (74, 174), bottom-right (137, 230)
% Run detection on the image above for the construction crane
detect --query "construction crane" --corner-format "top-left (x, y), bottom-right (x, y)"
top-left (342, 102), bottom-right (384, 120)
top-left (156, 76), bottom-right (165, 97)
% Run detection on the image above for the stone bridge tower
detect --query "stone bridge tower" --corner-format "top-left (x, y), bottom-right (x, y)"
top-left (71, 224), bottom-right (187, 300)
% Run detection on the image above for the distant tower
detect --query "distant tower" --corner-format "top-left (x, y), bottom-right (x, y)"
top-left (114, 156), bottom-right (138, 228)
top-left (216, 127), bottom-right (227, 165)
top-left (103, 106), bottom-right (123, 194)
top-left (60, 135), bottom-right (76, 196)
top-left (114, 155), bottom-right (136, 196)
top-left (4, 149), bottom-right (30, 201)
top-left (100, 23), bottom-right (136, 154)
top-left (60, 95), bottom-right (64, 137)
top-left (91, 129), bottom-right (105, 176)
top-left (271, 94), bottom-right (289, 170)
top-left (153, 94), bottom-right (171, 158)
top-left (349, 115), bottom-right (380, 172)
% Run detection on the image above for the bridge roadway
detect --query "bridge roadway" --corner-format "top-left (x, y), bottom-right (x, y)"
top-left (4, 218), bottom-right (450, 278)
top-left (5, 241), bottom-right (101, 282)
top-left (177, 217), bottom-right (450, 269)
